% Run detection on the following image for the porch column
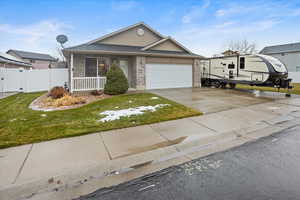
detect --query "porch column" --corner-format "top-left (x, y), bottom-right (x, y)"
top-left (70, 53), bottom-right (74, 93)
top-left (136, 56), bottom-right (146, 90)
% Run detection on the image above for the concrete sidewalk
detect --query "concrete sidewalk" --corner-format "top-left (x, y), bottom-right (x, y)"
top-left (1, 96), bottom-right (300, 200)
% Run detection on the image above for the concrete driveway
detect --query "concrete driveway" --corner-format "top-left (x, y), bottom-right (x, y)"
top-left (150, 87), bottom-right (284, 114)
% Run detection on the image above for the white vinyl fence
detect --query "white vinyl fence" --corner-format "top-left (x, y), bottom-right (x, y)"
top-left (289, 72), bottom-right (300, 83)
top-left (0, 68), bottom-right (69, 93)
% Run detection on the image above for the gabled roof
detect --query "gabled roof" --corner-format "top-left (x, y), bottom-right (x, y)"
top-left (260, 42), bottom-right (300, 54)
top-left (141, 37), bottom-right (193, 54)
top-left (0, 52), bottom-right (32, 67)
top-left (7, 49), bottom-right (57, 61)
top-left (63, 22), bottom-right (204, 58)
top-left (87, 22), bottom-right (164, 45)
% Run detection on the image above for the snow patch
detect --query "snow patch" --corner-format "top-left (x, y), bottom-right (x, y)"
top-left (150, 97), bottom-right (159, 100)
top-left (99, 104), bottom-right (170, 122)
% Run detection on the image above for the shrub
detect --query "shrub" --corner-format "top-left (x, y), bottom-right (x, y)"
top-left (49, 86), bottom-right (67, 99)
top-left (104, 62), bottom-right (129, 95)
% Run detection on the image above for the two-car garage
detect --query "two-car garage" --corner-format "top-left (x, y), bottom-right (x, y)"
top-left (144, 57), bottom-right (194, 90)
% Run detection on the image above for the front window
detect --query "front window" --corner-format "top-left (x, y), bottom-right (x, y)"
top-left (97, 58), bottom-right (108, 76)
top-left (85, 57), bottom-right (108, 77)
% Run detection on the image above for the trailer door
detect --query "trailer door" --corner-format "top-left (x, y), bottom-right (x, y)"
top-left (225, 62), bottom-right (236, 79)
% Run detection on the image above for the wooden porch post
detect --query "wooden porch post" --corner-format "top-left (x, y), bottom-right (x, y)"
top-left (70, 53), bottom-right (74, 93)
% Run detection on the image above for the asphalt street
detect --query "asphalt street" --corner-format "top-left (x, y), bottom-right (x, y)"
top-left (77, 125), bottom-right (300, 200)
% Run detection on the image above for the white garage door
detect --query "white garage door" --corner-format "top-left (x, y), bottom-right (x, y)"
top-left (145, 63), bottom-right (192, 89)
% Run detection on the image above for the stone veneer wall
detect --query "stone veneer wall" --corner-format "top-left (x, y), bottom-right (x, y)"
top-left (193, 59), bottom-right (202, 88)
top-left (135, 56), bottom-right (146, 90)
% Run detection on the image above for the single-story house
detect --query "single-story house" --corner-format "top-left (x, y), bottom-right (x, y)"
top-left (7, 50), bottom-right (57, 69)
top-left (260, 42), bottom-right (300, 72)
top-left (63, 22), bottom-right (204, 92)
top-left (0, 52), bottom-right (32, 69)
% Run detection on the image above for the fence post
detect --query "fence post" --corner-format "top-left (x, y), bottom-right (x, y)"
top-left (70, 53), bottom-right (74, 93)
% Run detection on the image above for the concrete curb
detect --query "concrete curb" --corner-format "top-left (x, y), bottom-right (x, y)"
top-left (1, 118), bottom-right (298, 200)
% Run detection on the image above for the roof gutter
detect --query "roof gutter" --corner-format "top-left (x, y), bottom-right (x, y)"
top-left (62, 49), bottom-right (204, 59)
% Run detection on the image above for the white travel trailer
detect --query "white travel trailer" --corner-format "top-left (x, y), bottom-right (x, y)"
top-left (201, 54), bottom-right (292, 90)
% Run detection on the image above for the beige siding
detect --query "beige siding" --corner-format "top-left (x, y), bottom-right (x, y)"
top-left (98, 25), bottom-right (161, 47)
top-left (146, 57), bottom-right (193, 64)
top-left (150, 40), bottom-right (184, 52)
top-left (22, 58), bottom-right (52, 69)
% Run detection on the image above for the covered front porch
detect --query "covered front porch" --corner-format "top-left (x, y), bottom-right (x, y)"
top-left (69, 54), bottom-right (137, 92)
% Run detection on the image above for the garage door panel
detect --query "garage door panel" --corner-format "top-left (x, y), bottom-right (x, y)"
top-left (146, 64), bottom-right (192, 89)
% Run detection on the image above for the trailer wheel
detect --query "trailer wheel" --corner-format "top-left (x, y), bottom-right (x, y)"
top-left (213, 81), bottom-right (221, 88)
top-left (221, 83), bottom-right (227, 89)
top-left (229, 83), bottom-right (236, 89)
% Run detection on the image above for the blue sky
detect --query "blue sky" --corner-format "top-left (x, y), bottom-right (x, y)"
top-left (0, 0), bottom-right (300, 57)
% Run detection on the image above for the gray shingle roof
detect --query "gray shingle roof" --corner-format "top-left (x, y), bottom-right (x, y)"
top-left (260, 42), bottom-right (300, 54)
top-left (0, 52), bottom-right (32, 67)
top-left (63, 43), bottom-right (202, 58)
top-left (7, 50), bottom-right (57, 61)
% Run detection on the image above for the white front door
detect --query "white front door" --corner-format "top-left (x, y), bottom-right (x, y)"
top-left (119, 60), bottom-right (129, 78)
top-left (145, 63), bottom-right (193, 89)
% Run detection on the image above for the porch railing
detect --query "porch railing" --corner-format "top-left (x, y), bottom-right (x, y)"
top-left (72, 77), bottom-right (107, 92)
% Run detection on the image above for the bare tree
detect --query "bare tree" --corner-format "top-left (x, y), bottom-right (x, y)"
top-left (225, 39), bottom-right (257, 54)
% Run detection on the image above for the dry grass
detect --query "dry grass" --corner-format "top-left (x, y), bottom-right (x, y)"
top-left (43, 95), bottom-right (86, 107)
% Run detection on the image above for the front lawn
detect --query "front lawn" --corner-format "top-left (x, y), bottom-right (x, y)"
top-left (0, 92), bottom-right (201, 149)
top-left (236, 83), bottom-right (300, 95)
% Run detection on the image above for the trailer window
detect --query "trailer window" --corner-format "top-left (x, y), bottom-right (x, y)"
top-left (228, 64), bottom-right (235, 69)
top-left (240, 57), bottom-right (245, 69)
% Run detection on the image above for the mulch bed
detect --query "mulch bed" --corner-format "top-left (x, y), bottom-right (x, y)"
top-left (29, 93), bottom-right (112, 112)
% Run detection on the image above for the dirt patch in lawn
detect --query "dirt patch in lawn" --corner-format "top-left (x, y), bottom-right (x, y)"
top-left (29, 93), bottom-right (112, 111)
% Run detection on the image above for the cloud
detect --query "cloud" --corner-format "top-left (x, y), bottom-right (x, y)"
top-left (111, 0), bottom-right (138, 11)
top-left (0, 20), bottom-right (71, 55)
top-left (215, 1), bottom-right (300, 19)
top-left (174, 19), bottom-right (280, 56)
top-left (182, 0), bottom-right (210, 23)
top-left (215, 5), bottom-right (255, 17)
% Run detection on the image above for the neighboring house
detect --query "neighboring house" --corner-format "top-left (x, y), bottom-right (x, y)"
top-left (63, 22), bottom-right (204, 92)
top-left (260, 42), bottom-right (300, 72)
top-left (222, 50), bottom-right (239, 56)
top-left (6, 50), bottom-right (57, 69)
top-left (0, 52), bottom-right (32, 69)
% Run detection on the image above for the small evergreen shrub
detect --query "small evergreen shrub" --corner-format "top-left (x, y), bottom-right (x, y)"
top-left (104, 63), bottom-right (129, 95)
